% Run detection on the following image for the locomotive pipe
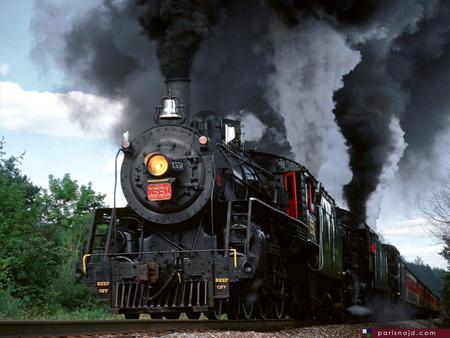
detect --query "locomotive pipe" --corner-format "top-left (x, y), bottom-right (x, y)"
top-left (165, 78), bottom-right (190, 123)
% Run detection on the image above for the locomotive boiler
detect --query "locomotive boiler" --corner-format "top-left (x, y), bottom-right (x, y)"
top-left (77, 78), bottom-right (441, 320)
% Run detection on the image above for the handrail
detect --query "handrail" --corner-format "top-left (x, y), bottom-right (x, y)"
top-left (230, 248), bottom-right (237, 268)
top-left (82, 254), bottom-right (92, 274)
top-left (82, 248), bottom-right (238, 274)
top-left (245, 197), bottom-right (309, 255)
top-left (248, 197), bottom-right (308, 227)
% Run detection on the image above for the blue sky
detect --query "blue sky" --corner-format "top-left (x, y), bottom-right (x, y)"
top-left (0, 0), bottom-right (58, 91)
top-left (0, 0), bottom-right (125, 206)
top-left (0, 0), bottom-right (447, 268)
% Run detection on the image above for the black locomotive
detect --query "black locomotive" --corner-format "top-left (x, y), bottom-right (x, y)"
top-left (77, 79), bottom-right (441, 320)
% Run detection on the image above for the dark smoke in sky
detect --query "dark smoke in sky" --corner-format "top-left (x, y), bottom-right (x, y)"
top-left (268, 0), bottom-right (450, 219)
top-left (333, 0), bottom-right (450, 219)
top-left (393, 3), bottom-right (450, 170)
top-left (137, 0), bottom-right (225, 78)
top-left (136, 1), bottom-right (292, 154)
top-left (30, 0), bottom-right (450, 222)
top-left (190, 2), bottom-right (292, 154)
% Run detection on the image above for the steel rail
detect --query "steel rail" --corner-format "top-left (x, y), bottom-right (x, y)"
top-left (0, 319), bottom-right (299, 337)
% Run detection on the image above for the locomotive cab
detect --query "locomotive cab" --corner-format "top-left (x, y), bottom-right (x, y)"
top-left (282, 169), bottom-right (320, 243)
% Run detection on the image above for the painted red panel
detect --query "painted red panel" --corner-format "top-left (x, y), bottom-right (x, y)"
top-left (406, 274), bottom-right (418, 294)
top-left (283, 172), bottom-right (298, 218)
top-left (370, 243), bottom-right (377, 254)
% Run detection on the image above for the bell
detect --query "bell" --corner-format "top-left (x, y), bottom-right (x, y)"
top-left (159, 98), bottom-right (183, 120)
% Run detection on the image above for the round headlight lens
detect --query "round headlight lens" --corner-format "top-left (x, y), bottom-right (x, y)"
top-left (146, 154), bottom-right (169, 176)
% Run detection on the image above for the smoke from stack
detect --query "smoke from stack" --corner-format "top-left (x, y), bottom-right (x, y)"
top-left (266, 19), bottom-right (360, 203)
top-left (137, 0), bottom-right (225, 79)
top-left (30, 0), bottom-right (450, 225)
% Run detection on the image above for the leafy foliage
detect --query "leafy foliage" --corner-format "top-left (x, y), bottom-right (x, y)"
top-left (0, 146), bottom-right (58, 303)
top-left (42, 174), bottom-right (104, 272)
top-left (0, 141), bottom-right (107, 319)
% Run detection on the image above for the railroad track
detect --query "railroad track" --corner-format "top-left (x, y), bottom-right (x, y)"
top-left (0, 319), bottom-right (300, 337)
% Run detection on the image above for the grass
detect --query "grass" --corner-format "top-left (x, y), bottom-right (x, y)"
top-left (0, 302), bottom-right (119, 321)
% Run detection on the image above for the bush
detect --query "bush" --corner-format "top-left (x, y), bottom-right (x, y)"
top-left (0, 289), bottom-right (25, 319)
top-left (50, 269), bottom-right (95, 310)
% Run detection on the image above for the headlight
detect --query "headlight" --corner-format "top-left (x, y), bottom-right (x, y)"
top-left (145, 154), bottom-right (169, 176)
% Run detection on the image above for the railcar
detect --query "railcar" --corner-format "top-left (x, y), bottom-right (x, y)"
top-left (400, 264), bottom-right (442, 318)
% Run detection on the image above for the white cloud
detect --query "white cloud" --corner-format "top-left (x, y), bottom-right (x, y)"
top-left (0, 81), bottom-right (124, 139)
top-left (379, 218), bottom-right (431, 238)
top-left (394, 242), bottom-right (445, 268)
top-left (376, 119), bottom-right (450, 269)
top-left (378, 217), bottom-right (447, 268)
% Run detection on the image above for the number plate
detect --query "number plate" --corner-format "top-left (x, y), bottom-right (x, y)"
top-left (147, 183), bottom-right (172, 201)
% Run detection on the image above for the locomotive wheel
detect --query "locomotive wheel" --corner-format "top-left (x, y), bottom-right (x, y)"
top-left (206, 299), bottom-right (224, 320)
top-left (227, 295), bottom-right (241, 319)
top-left (240, 296), bottom-right (255, 320)
top-left (124, 313), bottom-right (140, 320)
top-left (186, 309), bottom-right (201, 319)
top-left (257, 296), bottom-right (273, 320)
top-left (343, 270), bottom-right (359, 308)
top-left (272, 256), bottom-right (287, 319)
top-left (274, 295), bottom-right (286, 319)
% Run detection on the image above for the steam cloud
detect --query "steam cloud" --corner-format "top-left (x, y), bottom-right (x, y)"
top-left (266, 19), bottom-right (360, 203)
top-left (366, 117), bottom-right (407, 227)
top-left (30, 0), bottom-right (450, 224)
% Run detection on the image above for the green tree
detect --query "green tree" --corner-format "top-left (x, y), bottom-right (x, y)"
top-left (41, 174), bottom-right (105, 311)
top-left (42, 174), bottom-right (104, 270)
top-left (0, 143), bottom-right (59, 305)
top-left (0, 141), bottom-right (106, 317)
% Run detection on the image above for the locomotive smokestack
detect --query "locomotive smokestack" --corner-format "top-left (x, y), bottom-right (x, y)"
top-left (165, 78), bottom-right (190, 123)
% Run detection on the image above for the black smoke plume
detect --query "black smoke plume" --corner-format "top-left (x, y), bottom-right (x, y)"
top-left (269, 0), bottom-right (450, 219)
top-left (30, 0), bottom-right (450, 223)
top-left (331, 0), bottom-right (450, 219)
top-left (137, 0), bottom-right (225, 78)
top-left (333, 43), bottom-right (406, 219)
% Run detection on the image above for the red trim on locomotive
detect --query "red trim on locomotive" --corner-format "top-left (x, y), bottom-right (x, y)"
top-left (283, 172), bottom-right (298, 218)
top-left (370, 242), bottom-right (377, 254)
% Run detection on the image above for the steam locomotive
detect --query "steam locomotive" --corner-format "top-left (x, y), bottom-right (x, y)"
top-left (77, 78), bottom-right (441, 320)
